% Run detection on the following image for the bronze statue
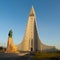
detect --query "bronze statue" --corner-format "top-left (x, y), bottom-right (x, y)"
top-left (8, 30), bottom-right (13, 38)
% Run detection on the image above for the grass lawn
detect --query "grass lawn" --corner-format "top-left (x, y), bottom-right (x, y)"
top-left (33, 52), bottom-right (60, 58)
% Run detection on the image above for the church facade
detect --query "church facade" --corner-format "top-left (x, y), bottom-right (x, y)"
top-left (17, 6), bottom-right (56, 52)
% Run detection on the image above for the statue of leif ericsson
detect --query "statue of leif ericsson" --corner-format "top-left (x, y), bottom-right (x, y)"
top-left (5, 29), bottom-right (19, 53)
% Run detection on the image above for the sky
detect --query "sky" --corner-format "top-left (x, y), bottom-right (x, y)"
top-left (0, 0), bottom-right (60, 49)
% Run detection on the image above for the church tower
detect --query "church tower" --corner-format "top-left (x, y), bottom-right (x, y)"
top-left (17, 6), bottom-right (56, 52)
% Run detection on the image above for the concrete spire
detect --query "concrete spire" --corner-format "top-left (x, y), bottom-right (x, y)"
top-left (29, 6), bottom-right (36, 17)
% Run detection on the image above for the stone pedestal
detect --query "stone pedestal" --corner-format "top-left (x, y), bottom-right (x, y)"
top-left (6, 37), bottom-right (19, 53)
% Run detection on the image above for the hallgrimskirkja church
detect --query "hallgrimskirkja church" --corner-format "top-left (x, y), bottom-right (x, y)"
top-left (17, 6), bottom-right (56, 52)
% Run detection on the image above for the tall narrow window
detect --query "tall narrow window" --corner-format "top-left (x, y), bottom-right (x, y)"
top-left (31, 39), bottom-right (33, 51)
